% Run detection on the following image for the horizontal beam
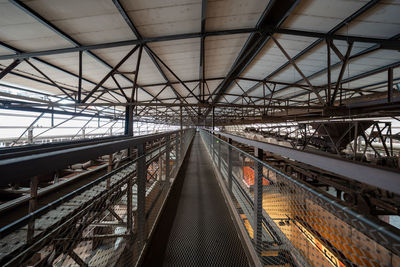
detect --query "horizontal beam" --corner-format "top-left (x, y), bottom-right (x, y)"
top-left (0, 100), bottom-right (118, 120)
top-left (272, 28), bottom-right (400, 49)
top-left (0, 28), bottom-right (256, 60)
top-left (1, 27), bottom-right (399, 61)
top-left (213, 130), bottom-right (400, 195)
top-left (4, 101), bottom-right (325, 109)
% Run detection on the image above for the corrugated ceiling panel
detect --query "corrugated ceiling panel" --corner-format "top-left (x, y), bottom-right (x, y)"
top-left (336, 1), bottom-right (400, 38)
top-left (243, 34), bottom-right (319, 80)
top-left (281, 0), bottom-right (369, 32)
top-left (22, 0), bottom-right (135, 44)
top-left (206, 0), bottom-right (269, 31)
top-left (205, 33), bottom-right (249, 79)
top-left (122, 0), bottom-right (201, 37)
top-left (148, 38), bottom-right (200, 82)
top-left (0, 1), bottom-right (73, 51)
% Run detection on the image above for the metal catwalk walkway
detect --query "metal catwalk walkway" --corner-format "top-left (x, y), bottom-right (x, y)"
top-left (142, 133), bottom-right (249, 266)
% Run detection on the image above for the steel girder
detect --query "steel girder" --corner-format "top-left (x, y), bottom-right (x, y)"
top-left (229, 0), bottom-right (383, 105)
top-left (0, 0), bottom-right (398, 126)
top-left (112, 0), bottom-right (200, 122)
top-left (205, 0), bottom-right (302, 117)
top-left (1, 26), bottom-right (400, 61)
top-left (9, 0), bottom-right (157, 104)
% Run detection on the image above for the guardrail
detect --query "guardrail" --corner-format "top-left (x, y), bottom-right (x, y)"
top-left (0, 130), bottom-right (182, 186)
top-left (0, 129), bottom-right (195, 267)
top-left (200, 129), bottom-right (400, 267)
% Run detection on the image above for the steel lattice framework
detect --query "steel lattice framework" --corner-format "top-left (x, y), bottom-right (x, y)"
top-left (0, 0), bottom-right (399, 131)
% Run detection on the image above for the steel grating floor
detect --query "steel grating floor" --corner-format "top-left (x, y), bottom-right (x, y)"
top-left (142, 133), bottom-right (249, 266)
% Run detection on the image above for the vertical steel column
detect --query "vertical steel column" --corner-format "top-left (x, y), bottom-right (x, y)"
top-left (125, 105), bottom-right (134, 136)
top-left (27, 176), bottom-right (39, 240)
top-left (127, 172), bottom-right (133, 235)
top-left (51, 108), bottom-right (54, 127)
top-left (137, 142), bottom-right (146, 244)
top-left (107, 154), bottom-right (112, 188)
top-left (254, 147), bottom-right (263, 252)
top-left (327, 39), bottom-right (331, 104)
top-left (228, 138), bottom-right (233, 191)
top-left (389, 123), bottom-right (393, 157)
top-left (353, 122), bottom-right (358, 160)
top-left (125, 105), bottom-right (134, 159)
top-left (165, 135), bottom-right (170, 181)
top-left (28, 128), bottom-right (33, 144)
top-left (158, 152), bottom-right (163, 181)
top-left (388, 67), bottom-right (393, 103)
top-left (53, 171), bottom-right (59, 184)
top-left (78, 50), bottom-right (82, 103)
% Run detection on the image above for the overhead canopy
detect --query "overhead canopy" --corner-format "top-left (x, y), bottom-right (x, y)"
top-left (0, 0), bottom-right (399, 125)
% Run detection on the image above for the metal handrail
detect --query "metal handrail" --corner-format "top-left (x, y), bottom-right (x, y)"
top-left (201, 129), bottom-right (400, 266)
top-left (207, 129), bottom-right (400, 195)
top-left (0, 138), bottom-right (171, 238)
top-left (0, 130), bottom-right (181, 185)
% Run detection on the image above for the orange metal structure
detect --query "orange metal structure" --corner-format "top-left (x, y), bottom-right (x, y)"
top-left (242, 166), bottom-right (269, 187)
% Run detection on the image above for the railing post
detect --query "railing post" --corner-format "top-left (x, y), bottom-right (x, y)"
top-left (180, 130), bottom-right (184, 158)
top-left (107, 153), bottom-right (112, 188)
top-left (27, 176), bottom-right (38, 240)
top-left (127, 174), bottom-right (133, 235)
top-left (176, 133), bottom-right (180, 165)
top-left (254, 147), bottom-right (263, 252)
top-left (209, 132), bottom-right (212, 152)
top-left (165, 135), bottom-right (170, 181)
top-left (158, 151), bottom-right (163, 181)
top-left (180, 106), bottom-right (183, 158)
top-left (228, 138), bottom-right (233, 192)
top-left (218, 134), bottom-right (221, 171)
top-left (137, 142), bottom-right (146, 244)
top-left (212, 135), bottom-right (216, 163)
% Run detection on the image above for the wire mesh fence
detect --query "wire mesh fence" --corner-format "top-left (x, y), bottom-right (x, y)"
top-left (0, 129), bottom-right (195, 267)
top-left (200, 129), bottom-right (400, 267)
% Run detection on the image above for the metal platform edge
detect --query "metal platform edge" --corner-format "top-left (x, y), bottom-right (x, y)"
top-left (135, 131), bottom-right (195, 267)
top-left (199, 134), bottom-right (262, 267)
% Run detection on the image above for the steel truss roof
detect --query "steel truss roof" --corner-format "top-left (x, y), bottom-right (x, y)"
top-left (0, 0), bottom-right (399, 126)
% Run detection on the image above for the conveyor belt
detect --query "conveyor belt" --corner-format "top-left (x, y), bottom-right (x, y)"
top-left (143, 133), bottom-right (249, 266)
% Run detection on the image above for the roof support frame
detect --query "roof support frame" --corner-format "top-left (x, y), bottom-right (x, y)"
top-left (330, 41), bottom-right (354, 105)
top-left (271, 31), bottom-right (400, 103)
top-left (82, 45), bottom-right (140, 103)
top-left (230, 0), bottom-right (382, 104)
top-left (270, 35), bottom-right (325, 105)
top-left (24, 59), bottom-right (75, 101)
top-left (131, 45), bottom-right (143, 102)
top-left (9, 0), bottom-right (157, 104)
top-left (281, 60), bottom-right (400, 104)
top-left (0, 42), bottom-right (123, 105)
top-left (199, 0), bottom-right (207, 103)
top-left (0, 59), bottom-right (21, 80)
top-left (204, 0), bottom-right (302, 117)
top-left (112, 0), bottom-right (199, 120)
top-left (146, 47), bottom-right (201, 103)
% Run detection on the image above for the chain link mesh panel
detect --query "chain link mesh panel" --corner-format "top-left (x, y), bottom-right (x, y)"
top-left (200, 130), bottom-right (400, 267)
top-left (0, 130), bottom-right (195, 267)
